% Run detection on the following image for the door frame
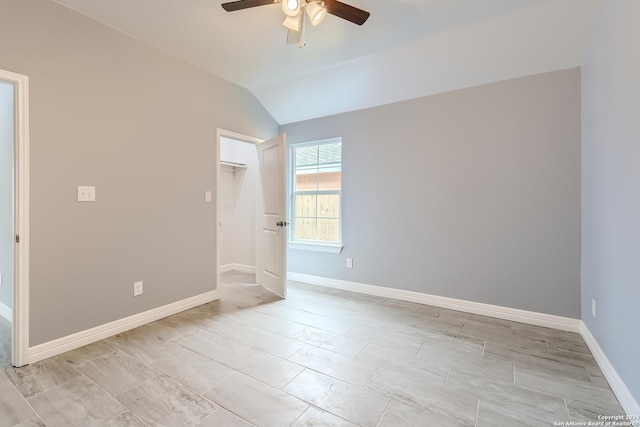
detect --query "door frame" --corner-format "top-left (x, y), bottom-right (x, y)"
top-left (0, 68), bottom-right (30, 367)
top-left (215, 129), bottom-right (263, 288)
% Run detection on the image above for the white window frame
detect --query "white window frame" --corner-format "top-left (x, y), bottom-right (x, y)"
top-left (288, 138), bottom-right (343, 254)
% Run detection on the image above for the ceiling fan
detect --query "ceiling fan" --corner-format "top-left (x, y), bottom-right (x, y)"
top-left (221, 0), bottom-right (370, 47)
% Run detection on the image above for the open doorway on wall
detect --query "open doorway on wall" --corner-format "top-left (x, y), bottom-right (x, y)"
top-left (0, 80), bottom-right (14, 367)
top-left (219, 135), bottom-right (260, 277)
top-left (217, 133), bottom-right (264, 306)
top-left (0, 68), bottom-right (29, 368)
top-left (215, 130), bottom-right (288, 303)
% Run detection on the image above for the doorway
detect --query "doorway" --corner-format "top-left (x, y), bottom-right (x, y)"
top-left (215, 130), bottom-right (288, 299)
top-left (0, 80), bottom-right (13, 367)
top-left (0, 68), bottom-right (29, 367)
top-left (218, 135), bottom-right (260, 275)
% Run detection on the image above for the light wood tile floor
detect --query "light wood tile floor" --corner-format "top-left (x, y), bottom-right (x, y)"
top-left (0, 315), bottom-right (10, 368)
top-left (0, 272), bottom-right (624, 426)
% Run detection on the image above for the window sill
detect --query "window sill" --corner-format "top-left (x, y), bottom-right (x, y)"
top-left (288, 242), bottom-right (344, 254)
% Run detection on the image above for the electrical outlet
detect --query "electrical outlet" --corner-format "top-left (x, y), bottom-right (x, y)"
top-left (346, 258), bottom-right (353, 269)
top-left (77, 186), bottom-right (96, 202)
top-left (592, 299), bottom-right (596, 317)
top-left (134, 281), bottom-right (143, 297)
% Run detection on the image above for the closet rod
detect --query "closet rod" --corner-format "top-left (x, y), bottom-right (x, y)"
top-left (220, 160), bottom-right (248, 169)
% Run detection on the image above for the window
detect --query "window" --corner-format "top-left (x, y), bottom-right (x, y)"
top-left (290, 139), bottom-right (342, 251)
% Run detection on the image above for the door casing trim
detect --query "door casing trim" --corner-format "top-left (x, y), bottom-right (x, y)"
top-left (0, 68), bottom-right (30, 367)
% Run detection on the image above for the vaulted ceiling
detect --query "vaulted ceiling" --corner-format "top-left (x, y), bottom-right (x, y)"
top-left (53, 0), bottom-right (598, 124)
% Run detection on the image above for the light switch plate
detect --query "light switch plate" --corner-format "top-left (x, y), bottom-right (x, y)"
top-left (133, 281), bottom-right (143, 297)
top-left (205, 191), bottom-right (212, 202)
top-left (77, 186), bottom-right (96, 202)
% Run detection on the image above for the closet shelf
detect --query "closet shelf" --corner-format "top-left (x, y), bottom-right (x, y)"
top-left (220, 160), bottom-right (247, 170)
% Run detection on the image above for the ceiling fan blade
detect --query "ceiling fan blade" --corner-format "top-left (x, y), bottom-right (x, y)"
top-left (324, 0), bottom-right (370, 25)
top-left (221, 0), bottom-right (276, 12)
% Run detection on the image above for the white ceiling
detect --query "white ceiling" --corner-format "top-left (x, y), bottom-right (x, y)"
top-left (53, 0), bottom-right (598, 124)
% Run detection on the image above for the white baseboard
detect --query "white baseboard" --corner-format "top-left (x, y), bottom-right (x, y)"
top-left (28, 289), bottom-right (220, 364)
top-left (0, 301), bottom-right (11, 323)
top-left (581, 322), bottom-right (640, 421)
top-left (220, 263), bottom-right (256, 274)
top-left (287, 272), bottom-right (581, 333)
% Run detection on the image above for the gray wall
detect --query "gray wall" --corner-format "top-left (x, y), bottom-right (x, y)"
top-left (283, 68), bottom-right (582, 318)
top-left (0, 0), bottom-right (278, 345)
top-left (582, 0), bottom-right (640, 403)
top-left (0, 81), bottom-right (13, 315)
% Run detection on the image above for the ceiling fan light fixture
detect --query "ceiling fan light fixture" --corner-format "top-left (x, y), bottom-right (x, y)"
top-left (282, 0), bottom-right (301, 17)
top-left (282, 13), bottom-right (302, 31)
top-left (305, 1), bottom-right (327, 26)
top-left (221, 0), bottom-right (371, 47)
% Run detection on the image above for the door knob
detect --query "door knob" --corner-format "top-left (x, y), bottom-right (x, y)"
top-left (276, 221), bottom-right (290, 227)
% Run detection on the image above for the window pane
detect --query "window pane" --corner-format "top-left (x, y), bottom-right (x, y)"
top-left (295, 218), bottom-right (316, 241)
top-left (292, 139), bottom-right (342, 245)
top-left (317, 219), bottom-right (340, 243)
top-left (318, 143), bottom-right (341, 165)
top-left (317, 194), bottom-right (339, 218)
top-left (295, 145), bottom-right (319, 168)
top-left (295, 173), bottom-right (317, 192)
top-left (295, 195), bottom-right (317, 217)
top-left (295, 145), bottom-right (318, 192)
top-left (318, 170), bottom-right (341, 191)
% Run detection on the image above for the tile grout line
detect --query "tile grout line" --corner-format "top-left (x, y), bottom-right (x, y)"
top-left (444, 368), bottom-right (452, 387)
top-left (563, 397), bottom-right (572, 422)
top-left (474, 399), bottom-right (480, 427)
top-left (375, 399), bottom-right (392, 427)
top-left (352, 341), bottom-right (369, 360)
top-left (65, 344), bottom-right (120, 367)
top-left (360, 361), bottom-right (380, 391)
top-left (363, 366), bottom-right (381, 390)
top-left (280, 366), bottom-right (307, 391)
top-left (102, 341), bottom-right (239, 423)
top-left (2, 365), bottom-right (50, 426)
top-left (279, 367), bottom-right (379, 425)
top-left (113, 372), bottom-right (165, 399)
top-left (160, 328), bottom-right (298, 425)
top-left (286, 406), bottom-right (310, 427)
top-left (83, 367), bottom-right (163, 420)
top-left (197, 389), bottom-right (258, 427)
top-left (46, 358), bottom-right (144, 425)
top-left (510, 363), bottom-right (587, 409)
top-left (30, 358), bottom-right (84, 397)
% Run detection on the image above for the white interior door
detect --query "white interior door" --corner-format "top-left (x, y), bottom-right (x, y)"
top-left (255, 134), bottom-right (287, 298)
